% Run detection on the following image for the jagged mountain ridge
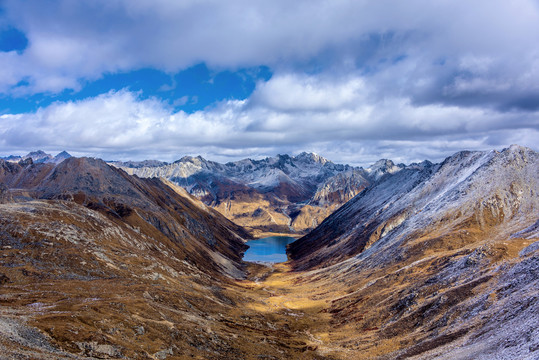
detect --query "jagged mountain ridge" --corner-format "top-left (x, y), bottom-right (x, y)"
top-left (287, 145), bottom-right (539, 358)
top-left (114, 152), bottom-right (358, 199)
top-left (113, 152), bottom-right (404, 236)
top-left (1, 150), bottom-right (72, 164)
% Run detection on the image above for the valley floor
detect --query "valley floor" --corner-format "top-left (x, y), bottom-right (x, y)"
top-left (0, 262), bottom-right (341, 360)
top-left (240, 263), bottom-right (343, 358)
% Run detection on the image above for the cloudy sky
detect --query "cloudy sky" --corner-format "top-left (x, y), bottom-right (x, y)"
top-left (0, 0), bottom-right (538, 166)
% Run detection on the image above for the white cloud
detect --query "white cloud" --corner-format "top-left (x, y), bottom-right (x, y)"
top-left (1, 76), bottom-right (537, 166)
top-left (250, 74), bottom-right (366, 112)
top-left (1, 0), bottom-right (538, 164)
top-left (2, 0), bottom-right (539, 101)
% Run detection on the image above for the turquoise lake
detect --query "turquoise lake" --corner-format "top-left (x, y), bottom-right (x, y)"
top-left (243, 236), bottom-right (297, 263)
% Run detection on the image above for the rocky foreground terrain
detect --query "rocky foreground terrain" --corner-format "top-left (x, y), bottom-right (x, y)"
top-left (112, 153), bottom-right (403, 237)
top-left (0, 145), bottom-right (537, 359)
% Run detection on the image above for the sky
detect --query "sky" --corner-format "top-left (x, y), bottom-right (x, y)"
top-left (0, 0), bottom-right (538, 167)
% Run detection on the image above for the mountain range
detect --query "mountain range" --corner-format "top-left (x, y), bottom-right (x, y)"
top-left (1, 150), bottom-right (72, 164)
top-left (0, 145), bottom-right (537, 359)
top-left (112, 153), bottom-right (405, 237)
top-left (1, 150), bottom-right (407, 238)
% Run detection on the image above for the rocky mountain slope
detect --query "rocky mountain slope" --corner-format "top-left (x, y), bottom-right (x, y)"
top-left (113, 153), bottom-right (401, 237)
top-left (287, 145), bottom-right (539, 359)
top-left (0, 156), bottom-right (249, 277)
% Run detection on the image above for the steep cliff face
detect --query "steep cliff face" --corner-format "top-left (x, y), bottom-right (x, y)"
top-left (287, 145), bottom-right (539, 359)
top-left (310, 169), bottom-right (370, 206)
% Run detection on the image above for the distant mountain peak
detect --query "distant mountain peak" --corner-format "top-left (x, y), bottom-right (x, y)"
top-left (503, 144), bottom-right (534, 155)
top-left (55, 150), bottom-right (71, 158)
top-left (1, 155), bottom-right (22, 162)
top-left (372, 158), bottom-right (394, 167)
top-left (0, 150), bottom-right (72, 164)
top-left (507, 144), bottom-right (527, 151)
top-left (366, 158), bottom-right (404, 180)
top-left (294, 152), bottom-right (329, 164)
top-left (176, 155), bottom-right (208, 164)
top-left (24, 150), bottom-right (53, 163)
top-left (25, 150), bottom-right (48, 157)
top-left (52, 150), bottom-right (72, 163)
top-left (111, 151), bottom-right (375, 235)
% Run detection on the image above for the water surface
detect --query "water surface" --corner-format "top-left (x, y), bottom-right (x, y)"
top-left (243, 236), bottom-right (297, 263)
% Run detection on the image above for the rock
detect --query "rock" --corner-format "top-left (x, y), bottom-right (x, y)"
top-left (134, 325), bottom-right (145, 335)
top-left (0, 273), bottom-right (9, 285)
top-left (154, 347), bottom-right (173, 359)
top-left (76, 341), bottom-right (123, 358)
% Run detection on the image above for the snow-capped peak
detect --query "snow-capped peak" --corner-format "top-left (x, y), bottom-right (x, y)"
top-left (294, 152), bottom-right (329, 165)
top-left (24, 150), bottom-right (53, 163)
top-left (365, 159), bottom-right (405, 180)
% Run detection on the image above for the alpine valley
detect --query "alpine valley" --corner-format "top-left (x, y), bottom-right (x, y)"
top-left (0, 145), bottom-right (537, 359)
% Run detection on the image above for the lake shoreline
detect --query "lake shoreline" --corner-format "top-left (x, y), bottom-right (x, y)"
top-left (250, 232), bottom-right (303, 240)
top-left (243, 236), bottom-right (297, 263)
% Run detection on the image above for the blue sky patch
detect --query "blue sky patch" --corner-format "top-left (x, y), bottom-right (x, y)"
top-left (0, 64), bottom-right (272, 114)
top-left (0, 27), bottom-right (28, 53)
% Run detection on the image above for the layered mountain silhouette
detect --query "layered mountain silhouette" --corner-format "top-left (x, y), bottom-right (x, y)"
top-left (113, 153), bottom-right (404, 237)
top-left (1, 150), bottom-right (72, 164)
top-left (0, 145), bottom-right (537, 359)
